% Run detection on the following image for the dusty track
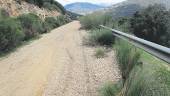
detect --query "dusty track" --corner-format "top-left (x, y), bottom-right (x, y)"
top-left (0, 21), bottom-right (120, 96)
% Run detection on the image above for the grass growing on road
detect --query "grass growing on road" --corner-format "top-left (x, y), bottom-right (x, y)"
top-left (94, 48), bottom-right (106, 58)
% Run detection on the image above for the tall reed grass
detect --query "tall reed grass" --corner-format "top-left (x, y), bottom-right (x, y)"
top-left (100, 40), bottom-right (170, 96)
top-left (115, 40), bottom-right (141, 83)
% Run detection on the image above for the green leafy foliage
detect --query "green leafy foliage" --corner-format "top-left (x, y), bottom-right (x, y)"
top-left (115, 40), bottom-right (141, 83)
top-left (130, 4), bottom-right (170, 47)
top-left (44, 17), bottom-right (60, 31)
top-left (79, 12), bottom-right (114, 30)
top-left (0, 18), bottom-right (24, 52)
top-left (44, 15), bottom-right (70, 31)
top-left (0, 8), bottom-right (69, 54)
top-left (123, 63), bottom-right (170, 96)
top-left (17, 13), bottom-right (45, 40)
top-left (99, 81), bottom-right (123, 96)
top-left (88, 29), bottom-right (115, 46)
top-left (79, 4), bottom-right (170, 96)
top-left (112, 17), bottom-right (131, 33)
top-left (112, 40), bottom-right (170, 96)
top-left (56, 15), bottom-right (71, 25)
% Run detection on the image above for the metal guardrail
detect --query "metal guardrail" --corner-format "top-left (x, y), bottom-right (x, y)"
top-left (100, 25), bottom-right (170, 64)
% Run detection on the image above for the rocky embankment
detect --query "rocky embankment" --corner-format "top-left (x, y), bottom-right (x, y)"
top-left (0, 0), bottom-right (60, 19)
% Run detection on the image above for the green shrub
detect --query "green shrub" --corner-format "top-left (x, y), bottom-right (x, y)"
top-left (44, 15), bottom-right (70, 31)
top-left (17, 13), bottom-right (45, 40)
top-left (111, 40), bottom-right (170, 96)
top-left (88, 29), bottom-right (115, 46)
top-left (115, 40), bottom-right (141, 83)
top-left (94, 48), bottom-right (105, 58)
top-left (56, 15), bottom-right (70, 25)
top-left (43, 2), bottom-right (58, 11)
top-left (123, 63), bottom-right (170, 96)
top-left (99, 81), bottom-right (123, 96)
top-left (0, 18), bottom-right (24, 52)
top-left (112, 17), bottom-right (131, 33)
top-left (130, 4), bottom-right (170, 47)
top-left (79, 12), bottom-right (113, 30)
top-left (44, 17), bottom-right (59, 31)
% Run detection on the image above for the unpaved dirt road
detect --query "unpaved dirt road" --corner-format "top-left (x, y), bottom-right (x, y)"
top-left (0, 21), bottom-right (120, 96)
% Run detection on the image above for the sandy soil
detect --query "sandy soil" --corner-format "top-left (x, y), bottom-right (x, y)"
top-left (0, 21), bottom-right (120, 96)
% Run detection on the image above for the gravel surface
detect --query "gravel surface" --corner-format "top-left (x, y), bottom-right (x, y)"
top-left (43, 21), bottom-right (120, 96)
top-left (0, 21), bottom-right (120, 96)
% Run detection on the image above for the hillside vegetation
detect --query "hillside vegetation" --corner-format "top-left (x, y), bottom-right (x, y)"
top-left (24, 0), bottom-right (66, 14)
top-left (80, 4), bottom-right (170, 96)
top-left (0, 8), bottom-right (70, 54)
top-left (0, 0), bottom-right (72, 54)
top-left (130, 4), bottom-right (170, 47)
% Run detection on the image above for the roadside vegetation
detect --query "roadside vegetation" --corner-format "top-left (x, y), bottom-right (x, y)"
top-left (87, 29), bottom-right (114, 46)
top-left (94, 48), bottom-right (106, 58)
top-left (80, 12), bottom-right (114, 30)
top-left (0, 9), bottom-right (70, 55)
top-left (44, 15), bottom-right (70, 31)
top-left (115, 41), bottom-right (141, 84)
top-left (130, 4), bottom-right (170, 48)
top-left (80, 12), bottom-right (115, 47)
top-left (80, 4), bottom-right (170, 96)
top-left (17, 13), bottom-right (45, 40)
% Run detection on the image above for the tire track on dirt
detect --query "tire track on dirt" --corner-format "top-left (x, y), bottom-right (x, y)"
top-left (43, 21), bottom-right (120, 96)
top-left (0, 21), bottom-right (120, 96)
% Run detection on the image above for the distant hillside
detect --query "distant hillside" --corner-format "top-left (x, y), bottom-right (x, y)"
top-left (106, 0), bottom-right (170, 19)
top-left (127, 0), bottom-right (170, 9)
top-left (108, 4), bottom-right (142, 18)
top-left (66, 11), bottom-right (82, 20)
top-left (65, 2), bottom-right (104, 15)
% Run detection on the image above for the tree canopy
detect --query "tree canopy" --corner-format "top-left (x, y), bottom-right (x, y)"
top-left (130, 4), bottom-right (170, 47)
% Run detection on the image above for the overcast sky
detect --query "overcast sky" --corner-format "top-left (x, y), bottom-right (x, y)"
top-left (56, 0), bottom-right (127, 6)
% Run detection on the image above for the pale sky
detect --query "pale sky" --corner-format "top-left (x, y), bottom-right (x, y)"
top-left (56, 0), bottom-right (127, 6)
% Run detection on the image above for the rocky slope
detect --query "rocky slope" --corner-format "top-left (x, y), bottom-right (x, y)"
top-left (0, 0), bottom-right (60, 19)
